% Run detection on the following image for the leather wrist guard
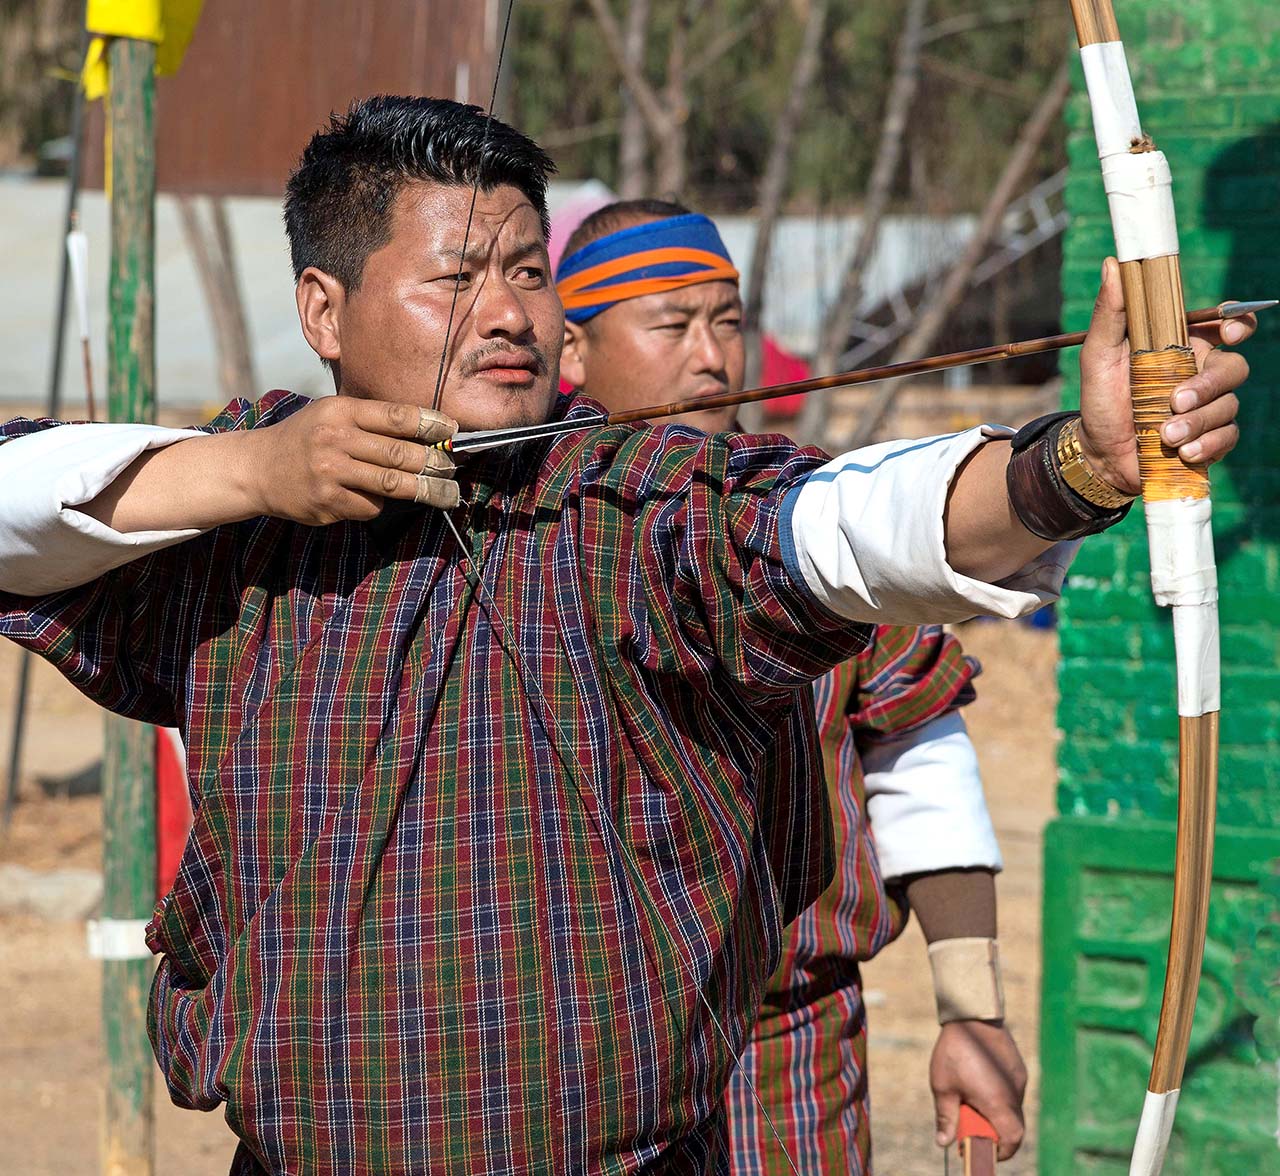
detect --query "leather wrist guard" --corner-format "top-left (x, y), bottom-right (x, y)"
top-left (1006, 411), bottom-right (1134, 541)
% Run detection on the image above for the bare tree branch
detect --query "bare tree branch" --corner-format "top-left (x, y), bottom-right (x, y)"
top-left (209, 197), bottom-right (258, 398)
top-left (742, 0), bottom-right (830, 386)
top-left (919, 3), bottom-right (1037, 45)
top-left (686, 0), bottom-right (780, 82)
top-left (177, 196), bottom-right (258, 406)
top-left (618, 0), bottom-right (652, 197)
top-left (802, 0), bottom-right (929, 440)
top-left (920, 52), bottom-right (1040, 103)
top-left (540, 116), bottom-right (622, 150)
top-left (585, 0), bottom-right (673, 140)
top-left (841, 60), bottom-right (1071, 449)
top-left (654, 0), bottom-right (695, 196)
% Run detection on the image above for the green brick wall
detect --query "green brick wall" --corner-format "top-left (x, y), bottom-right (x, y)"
top-left (1041, 2), bottom-right (1280, 1171)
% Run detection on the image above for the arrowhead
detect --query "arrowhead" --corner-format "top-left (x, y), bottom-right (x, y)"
top-left (1218, 299), bottom-right (1278, 317)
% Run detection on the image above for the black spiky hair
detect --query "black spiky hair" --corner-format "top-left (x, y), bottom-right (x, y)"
top-left (284, 95), bottom-right (556, 291)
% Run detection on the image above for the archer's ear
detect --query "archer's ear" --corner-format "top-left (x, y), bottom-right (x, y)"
top-left (560, 319), bottom-right (589, 389)
top-left (296, 267), bottom-right (346, 364)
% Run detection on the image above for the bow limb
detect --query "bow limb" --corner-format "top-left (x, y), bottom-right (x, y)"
top-left (1067, 2), bottom-right (1220, 1172)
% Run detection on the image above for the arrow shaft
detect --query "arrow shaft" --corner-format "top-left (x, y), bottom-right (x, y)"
top-left (447, 302), bottom-right (1269, 454)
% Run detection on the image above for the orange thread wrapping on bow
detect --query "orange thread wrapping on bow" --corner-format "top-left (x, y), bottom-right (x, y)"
top-left (1130, 347), bottom-right (1209, 502)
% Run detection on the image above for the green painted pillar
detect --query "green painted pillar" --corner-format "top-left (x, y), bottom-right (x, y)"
top-left (1041, 2), bottom-right (1280, 1171)
top-left (102, 36), bottom-right (157, 1176)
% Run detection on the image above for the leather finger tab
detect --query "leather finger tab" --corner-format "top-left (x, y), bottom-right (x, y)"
top-left (418, 448), bottom-right (457, 476)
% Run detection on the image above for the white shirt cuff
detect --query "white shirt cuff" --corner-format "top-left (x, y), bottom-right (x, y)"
top-left (863, 712), bottom-right (1002, 880)
top-left (0, 423), bottom-right (208, 595)
top-left (781, 426), bottom-right (1078, 624)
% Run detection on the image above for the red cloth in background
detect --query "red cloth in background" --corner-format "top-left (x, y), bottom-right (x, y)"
top-left (156, 726), bottom-right (192, 898)
top-left (759, 336), bottom-right (810, 420)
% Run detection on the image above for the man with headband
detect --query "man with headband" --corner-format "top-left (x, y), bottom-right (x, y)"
top-left (558, 199), bottom-right (1024, 1172)
top-left (0, 97), bottom-right (1253, 1173)
top-left (556, 205), bottom-right (744, 434)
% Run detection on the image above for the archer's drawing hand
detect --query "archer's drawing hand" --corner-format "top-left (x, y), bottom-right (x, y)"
top-left (254, 397), bottom-right (459, 522)
top-left (930, 1019), bottom-right (1027, 1161)
top-left (1076, 257), bottom-right (1255, 496)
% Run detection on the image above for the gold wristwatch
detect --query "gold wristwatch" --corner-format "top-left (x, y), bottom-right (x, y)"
top-left (1055, 417), bottom-right (1137, 509)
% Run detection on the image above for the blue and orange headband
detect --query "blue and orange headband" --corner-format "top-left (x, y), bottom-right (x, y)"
top-left (555, 213), bottom-right (740, 324)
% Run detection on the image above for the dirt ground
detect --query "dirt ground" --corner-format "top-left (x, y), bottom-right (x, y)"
top-left (0, 620), bottom-right (1058, 1175)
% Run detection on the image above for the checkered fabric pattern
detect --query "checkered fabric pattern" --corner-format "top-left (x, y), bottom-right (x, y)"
top-left (0, 392), bottom-right (875, 1175)
top-left (725, 626), bottom-right (979, 1174)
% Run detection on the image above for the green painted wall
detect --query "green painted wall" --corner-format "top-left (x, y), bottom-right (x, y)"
top-left (1042, 2), bottom-right (1280, 1171)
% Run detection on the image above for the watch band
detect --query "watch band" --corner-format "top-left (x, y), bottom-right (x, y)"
top-left (1055, 416), bottom-right (1137, 509)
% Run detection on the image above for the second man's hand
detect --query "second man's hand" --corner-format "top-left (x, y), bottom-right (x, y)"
top-left (84, 397), bottom-right (459, 535)
top-left (930, 1018), bottom-right (1028, 1162)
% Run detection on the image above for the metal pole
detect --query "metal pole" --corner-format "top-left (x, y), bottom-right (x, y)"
top-left (101, 35), bottom-right (157, 1176)
top-left (2, 33), bottom-right (90, 833)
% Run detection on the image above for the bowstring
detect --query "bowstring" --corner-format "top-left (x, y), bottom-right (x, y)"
top-left (431, 5), bottom-right (801, 1170)
top-left (430, 0), bottom-right (517, 414)
top-left (440, 511), bottom-right (801, 1176)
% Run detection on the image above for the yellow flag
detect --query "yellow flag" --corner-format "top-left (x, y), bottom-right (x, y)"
top-left (82, 0), bottom-right (205, 99)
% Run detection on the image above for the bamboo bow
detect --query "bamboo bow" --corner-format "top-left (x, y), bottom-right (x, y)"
top-left (1068, 2), bottom-right (1220, 1172)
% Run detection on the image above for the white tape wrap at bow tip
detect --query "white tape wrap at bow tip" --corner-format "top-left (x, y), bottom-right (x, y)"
top-left (1146, 498), bottom-right (1221, 717)
top-left (1130, 1089), bottom-right (1180, 1176)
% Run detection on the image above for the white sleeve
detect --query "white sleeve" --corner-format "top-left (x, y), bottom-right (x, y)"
top-left (0, 423), bottom-right (211, 595)
top-left (781, 425), bottom-right (1078, 624)
top-left (863, 711), bottom-right (1002, 881)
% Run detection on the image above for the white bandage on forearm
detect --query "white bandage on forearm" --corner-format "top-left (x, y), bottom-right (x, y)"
top-left (1080, 41), bottom-right (1178, 262)
top-left (928, 937), bottom-right (1006, 1024)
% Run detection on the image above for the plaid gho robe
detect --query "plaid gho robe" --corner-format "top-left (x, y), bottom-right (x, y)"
top-left (0, 391), bottom-right (873, 1175)
top-left (726, 626), bottom-right (979, 1173)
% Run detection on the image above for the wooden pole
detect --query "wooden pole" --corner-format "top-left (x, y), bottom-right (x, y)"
top-left (102, 35), bottom-right (157, 1176)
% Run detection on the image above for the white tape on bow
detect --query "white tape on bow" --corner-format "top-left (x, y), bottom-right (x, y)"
top-left (1101, 151), bottom-right (1179, 262)
top-left (1130, 1089), bottom-right (1180, 1176)
top-left (1146, 498), bottom-right (1218, 607)
top-left (1080, 41), bottom-right (1143, 158)
top-left (1146, 498), bottom-right (1221, 716)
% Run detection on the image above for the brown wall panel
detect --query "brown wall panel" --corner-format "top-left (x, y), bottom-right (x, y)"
top-left (86, 0), bottom-right (497, 196)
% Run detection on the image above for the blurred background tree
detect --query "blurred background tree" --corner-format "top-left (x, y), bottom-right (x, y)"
top-left (3, 1), bottom-right (1071, 214)
top-left (0, 0), bottom-right (82, 170)
top-left (509, 0), bottom-right (1071, 214)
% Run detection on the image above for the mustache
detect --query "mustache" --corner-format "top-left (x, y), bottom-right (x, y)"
top-left (458, 342), bottom-right (550, 378)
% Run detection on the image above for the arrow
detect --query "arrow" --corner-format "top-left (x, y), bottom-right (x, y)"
top-left (444, 300), bottom-right (1273, 454)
